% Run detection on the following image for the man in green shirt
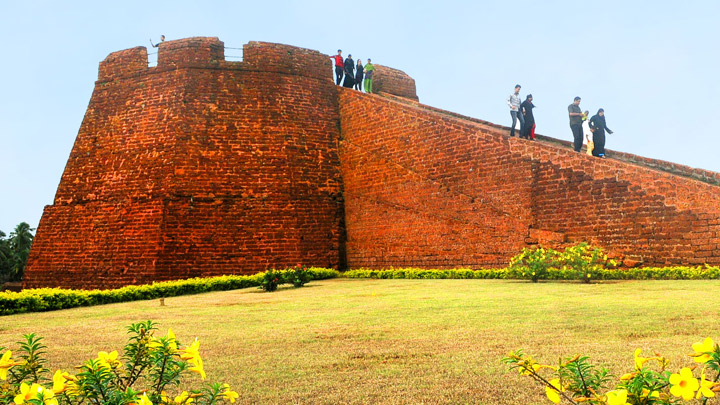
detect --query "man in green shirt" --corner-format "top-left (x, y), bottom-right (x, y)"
top-left (363, 59), bottom-right (375, 94)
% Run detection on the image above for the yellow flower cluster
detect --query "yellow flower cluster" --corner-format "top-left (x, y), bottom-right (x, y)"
top-left (1, 324), bottom-right (240, 405)
top-left (508, 336), bottom-right (720, 404)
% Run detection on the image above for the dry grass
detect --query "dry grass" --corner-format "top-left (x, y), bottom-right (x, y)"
top-left (2, 278), bottom-right (720, 404)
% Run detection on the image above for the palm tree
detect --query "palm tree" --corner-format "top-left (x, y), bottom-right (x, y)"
top-left (0, 230), bottom-right (12, 282)
top-left (8, 222), bottom-right (35, 282)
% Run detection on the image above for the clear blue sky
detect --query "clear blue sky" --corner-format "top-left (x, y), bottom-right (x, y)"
top-left (2, 0), bottom-right (719, 234)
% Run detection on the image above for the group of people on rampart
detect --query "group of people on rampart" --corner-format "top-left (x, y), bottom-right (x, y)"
top-left (331, 50), bottom-right (375, 93)
top-left (508, 85), bottom-right (614, 158)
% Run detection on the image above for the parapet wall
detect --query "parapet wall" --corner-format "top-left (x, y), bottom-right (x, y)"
top-left (25, 38), bottom-right (720, 289)
top-left (338, 89), bottom-right (720, 267)
top-left (372, 65), bottom-right (418, 101)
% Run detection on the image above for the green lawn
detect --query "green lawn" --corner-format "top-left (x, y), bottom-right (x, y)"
top-left (2, 278), bottom-right (719, 404)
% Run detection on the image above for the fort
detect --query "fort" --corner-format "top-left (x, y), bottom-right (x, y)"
top-left (24, 37), bottom-right (720, 289)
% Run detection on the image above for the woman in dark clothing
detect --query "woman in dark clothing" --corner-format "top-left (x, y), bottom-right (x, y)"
top-left (588, 108), bottom-right (614, 157)
top-left (520, 94), bottom-right (535, 140)
top-left (354, 59), bottom-right (364, 91)
top-left (343, 54), bottom-right (355, 88)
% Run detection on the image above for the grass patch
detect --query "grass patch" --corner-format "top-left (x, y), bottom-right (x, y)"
top-left (2, 279), bottom-right (719, 403)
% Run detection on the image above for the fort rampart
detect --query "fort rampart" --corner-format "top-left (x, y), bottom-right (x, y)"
top-left (24, 37), bottom-right (720, 289)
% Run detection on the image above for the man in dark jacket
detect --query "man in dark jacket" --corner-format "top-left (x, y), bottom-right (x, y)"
top-left (589, 108), bottom-right (614, 158)
top-left (569, 96), bottom-right (584, 151)
top-left (343, 54), bottom-right (355, 88)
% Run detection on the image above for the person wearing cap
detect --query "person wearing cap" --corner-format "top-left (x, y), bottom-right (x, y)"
top-left (342, 54), bottom-right (355, 88)
top-left (588, 108), bottom-right (613, 158)
top-left (507, 85), bottom-right (524, 137)
top-left (331, 50), bottom-right (344, 85)
top-left (363, 59), bottom-right (375, 93)
top-left (568, 97), bottom-right (584, 152)
top-left (520, 94), bottom-right (536, 140)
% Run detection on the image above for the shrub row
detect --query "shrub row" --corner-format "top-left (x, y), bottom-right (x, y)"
top-left (343, 268), bottom-right (507, 279)
top-left (0, 267), bottom-right (339, 316)
top-left (343, 266), bottom-right (720, 281)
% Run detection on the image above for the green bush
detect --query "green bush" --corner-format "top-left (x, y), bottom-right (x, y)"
top-left (343, 265), bottom-right (720, 282)
top-left (260, 269), bottom-right (281, 292)
top-left (0, 268), bottom-right (340, 316)
top-left (507, 246), bottom-right (559, 282)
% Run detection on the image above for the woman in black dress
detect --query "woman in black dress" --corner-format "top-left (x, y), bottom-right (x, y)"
top-left (354, 59), bottom-right (364, 91)
top-left (589, 108), bottom-right (614, 158)
top-left (520, 94), bottom-right (535, 140)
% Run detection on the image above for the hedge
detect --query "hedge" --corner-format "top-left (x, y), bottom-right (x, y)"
top-left (0, 267), bottom-right (339, 316)
top-left (343, 266), bottom-right (720, 281)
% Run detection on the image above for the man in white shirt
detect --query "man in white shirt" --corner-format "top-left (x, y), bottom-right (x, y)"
top-left (507, 84), bottom-right (523, 137)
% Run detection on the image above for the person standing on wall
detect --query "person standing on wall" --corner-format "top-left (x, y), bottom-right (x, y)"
top-left (581, 110), bottom-right (593, 155)
top-left (354, 59), bottom-right (364, 91)
top-left (568, 97), bottom-right (584, 152)
top-left (331, 50), bottom-right (344, 85)
top-left (343, 54), bottom-right (355, 88)
top-left (507, 84), bottom-right (524, 137)
top-left (520, 94), bottom-right (536, 140)
top-left (589, 108), bottom-right (613, 158)
top-left (364, 59), bottom-right (375, 93)
top-left (150, 35), bottom-right (166, 48)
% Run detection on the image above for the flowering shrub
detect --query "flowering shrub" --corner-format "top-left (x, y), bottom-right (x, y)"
top-left (0, 268), bottom-right (340, 315)
top-left (557, 243), bottom-right (617, 283)
top-left (0, 321), bottom-right (239, 404)
top-left (260, 270), bottom-right (281, 292)
top-left (287, 264), bottom-right (312, 288)
top-left (508, 246), bottom-right (559, 282)
top-left (503, 336), bottom-right (720, 403)
top-left (508, 244), bottom-right (618, 283)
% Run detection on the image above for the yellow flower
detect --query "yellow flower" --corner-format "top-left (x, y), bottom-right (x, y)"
top-left (39, 388), bottom-right (58, 405)
top-left (149, 329), bottom-right (178, 353)
top-left (173, 391), bottom-right (193, 403)
top-left (134, 393), bottom-right (153, 405)
top-left (167, 329), bottom-right (178, 352)
top-left (640, 388), bottom-right (660, 398)
top-left (634, 349), bottom-right (649, 370)
top-left (97, 350), bottom-right (122, 369)
top-left (633, 349), bottom-right (664, 370)
top-left (691, 337), bottom-right (715, 363)
top-left (179, 339), bottom-right (205, 379)
top-left (669, 367), bottom-right (699, 400)
top-left (51, 370), bottom-right (75, 394)
top-left (545, 378), bottom-right (564, 404)
top-left (14, 382), bottom-right (41, 404)
top-left (222, 384), bottom-right (239, 403)
top-left (179, 339), bottom-right (200, 362)
top-left (606, 389), bottom-right (629, 405)
top-left (188, 356), bottom-right (206, 380)
top-left (619, 372), bottom-right (636, 380)
top-left (697, 371), bottom-right (716, 399)
top-left (1, 350), bottom-right (21, 380)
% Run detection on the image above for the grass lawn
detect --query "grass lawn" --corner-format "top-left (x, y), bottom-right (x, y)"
top-left (2, 278), bottom-right (720, 404)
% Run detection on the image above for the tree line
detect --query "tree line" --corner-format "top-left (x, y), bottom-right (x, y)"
top-left (0, 222), bottom-right (35, 283)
